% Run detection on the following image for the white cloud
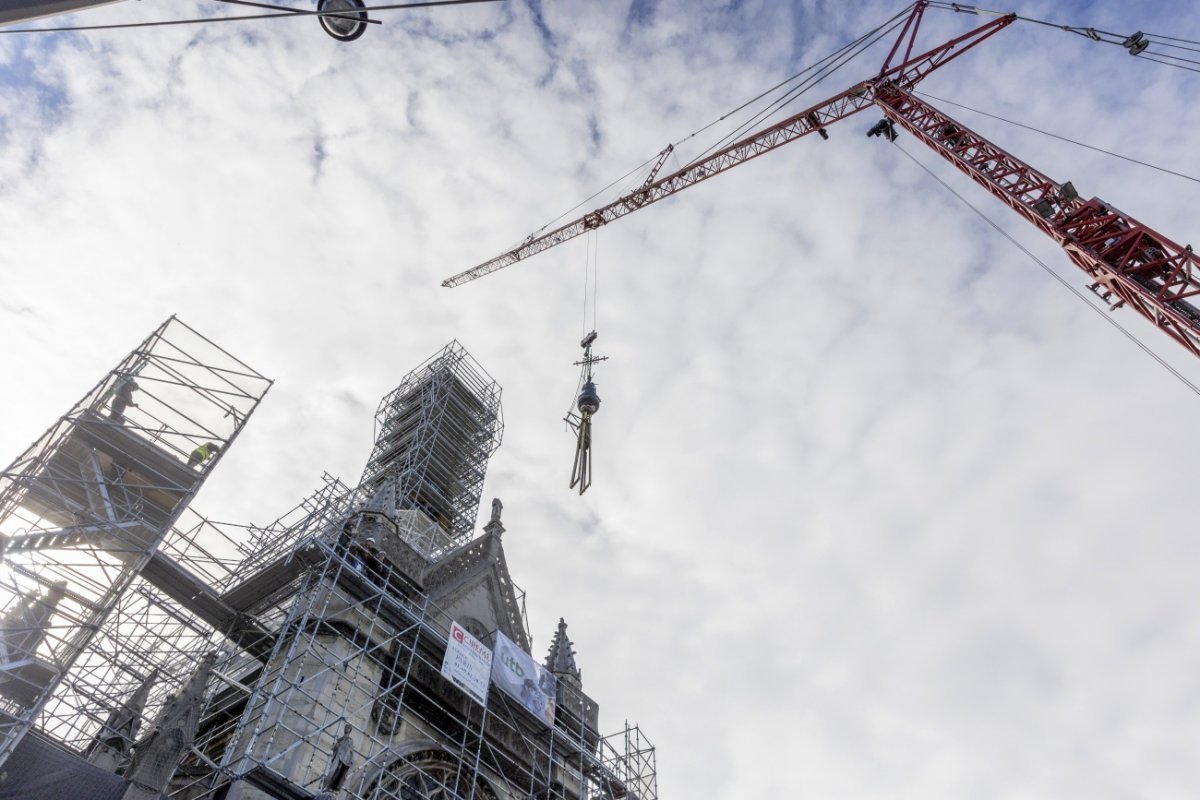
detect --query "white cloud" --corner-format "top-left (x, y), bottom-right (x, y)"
top-left (4, 1), bottom-right (1200, 797)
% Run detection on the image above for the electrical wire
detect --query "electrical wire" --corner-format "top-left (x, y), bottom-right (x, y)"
top-left (915, 91), bottom-right (1200, 185)
top-left (891, 139), bottom-right (1200, 398)
top-left (0, 0), bottom-right (503, 34)
top-left (212, 0), bottom-right (376, 25)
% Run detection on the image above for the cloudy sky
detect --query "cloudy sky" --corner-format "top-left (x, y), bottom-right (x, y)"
top-left (4, 0), bottom-right (1200, 797)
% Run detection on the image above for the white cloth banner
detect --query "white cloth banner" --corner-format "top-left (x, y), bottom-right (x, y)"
top-left (491, 631), bottom-right (556, 726)
top-left (440, 621), bottom-right (492, 706)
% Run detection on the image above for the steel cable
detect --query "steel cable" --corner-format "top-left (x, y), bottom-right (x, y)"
top-left (915, 91), bottom-right (1200, 185)
top-left (892, 140), bottom-right (1200, 398)
top-left (527, 4), bottom-right (916, 238)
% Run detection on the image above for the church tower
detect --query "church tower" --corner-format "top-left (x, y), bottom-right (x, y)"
top-left (0, 325), bottom-right (657, 800)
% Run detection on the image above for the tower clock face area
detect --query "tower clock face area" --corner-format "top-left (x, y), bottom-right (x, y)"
top-left (365, 750), bottom-right (499, 800)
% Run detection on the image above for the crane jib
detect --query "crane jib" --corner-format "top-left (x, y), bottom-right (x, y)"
top-left (441, 8), bottom-right (1016, 289)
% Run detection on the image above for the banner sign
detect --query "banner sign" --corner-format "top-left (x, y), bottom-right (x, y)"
top-left (491, 631), bottom-right (556, 726)
top-left (440, 621), bottom-right (492, 706)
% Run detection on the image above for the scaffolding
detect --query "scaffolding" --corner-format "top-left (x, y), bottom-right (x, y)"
top-left (0, 316), bottom-right (273, 766)
top-left (360, 342), bottom-right (504, 555)
top-left (163, 505), bottom-right (656, 800)
top-left (0, 336), bottom-right (656, 800)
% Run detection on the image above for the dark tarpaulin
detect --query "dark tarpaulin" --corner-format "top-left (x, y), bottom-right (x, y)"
top-left (0, 729), bottom-right (129, 800)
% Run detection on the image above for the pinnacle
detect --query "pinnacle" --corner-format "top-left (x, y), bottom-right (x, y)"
top-left (544, 617), bottom-right (580, 679)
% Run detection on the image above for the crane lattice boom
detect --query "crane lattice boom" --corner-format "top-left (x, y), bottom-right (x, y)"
top-left (441, 8), bottom-right (1015, 288)
top-left (441, 1), bottom-right (1200, 358)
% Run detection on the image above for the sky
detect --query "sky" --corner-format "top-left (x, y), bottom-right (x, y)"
top-left (3, 0), bottom-right (1200, 797)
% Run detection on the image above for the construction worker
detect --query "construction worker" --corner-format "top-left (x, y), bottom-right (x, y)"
top-left (107, 377), bottom-right (139, 424)
top-left (335, 517), bottom-right (356, 556)
top-left (187, 442), bottom-right (221, 469)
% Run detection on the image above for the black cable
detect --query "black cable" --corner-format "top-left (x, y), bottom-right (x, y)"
top-left (0, 0), bottom-right (503, 34)
top-left (1138, 53), bottom-right (1200, 75)
top-left (1144, 39), bottom-right (1200, 55)
top-left (926, 2), bottom-right (1128, 39)
top-left (214, 0), bottom-right (381, 25)
top-left (530, 5), bottom-right (914, 235)
top-left (892, 140), bottom-right (1200, 399)
top-left (677, 4), bottom-right (915, 156)
top-left (691, 6), bottom-right (912, 165)
top-left (684, 10), bottom-right (910, 168)
top-left (526, 155), bottom-right (660, 239)
top-left (1141, 31), bottom-right (1200, 47)
top-left (915, 91), bottom-right (1200, 185)
top-left (1140, 47), bottom-right (1200, 68)
top-left (927, 3), bottom-right (1200, 77)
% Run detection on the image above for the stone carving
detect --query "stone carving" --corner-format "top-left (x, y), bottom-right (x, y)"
top-left (484, 497), bottom-right (505, 537)
top-left (0, 580), bottom-right (67, 664)
top-left (544, 618), bottom-right (580, 680)
top-left (87, 668), bottom-right (159, 769)
top-left (125, 652), bottom-right (216, 795)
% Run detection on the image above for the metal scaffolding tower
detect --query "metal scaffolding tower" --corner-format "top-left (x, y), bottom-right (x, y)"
top-left (0, 316), bottom-right (273, 766)
top-left (360, 341), bottom-right (504, 555)
top-left (0, 336), bottom-right (656, 800)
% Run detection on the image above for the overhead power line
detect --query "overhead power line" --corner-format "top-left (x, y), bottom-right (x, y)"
top-left (0, 0), bottom-right (503, 34)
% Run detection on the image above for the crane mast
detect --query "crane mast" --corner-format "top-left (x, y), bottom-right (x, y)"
top-left (442, 2), bottom-right (1200, 358)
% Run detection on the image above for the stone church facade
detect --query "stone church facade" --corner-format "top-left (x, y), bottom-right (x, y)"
top-left (0, 323), bottom-right (655, 800)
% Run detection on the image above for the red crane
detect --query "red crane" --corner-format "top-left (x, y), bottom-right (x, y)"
top-left (441, 2), bottom-right (1200, 358)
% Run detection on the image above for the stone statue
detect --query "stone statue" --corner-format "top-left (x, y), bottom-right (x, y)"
top-left (124, 652), bottom-right (216, 797)
top-left (0, 580), bottom-right (67, 664)
top-left (322, 724), bottom-right (354, 791)
top-left (484, 498), bottom-right (505, 537)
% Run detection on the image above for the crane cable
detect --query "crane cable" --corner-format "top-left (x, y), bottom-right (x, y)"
top-left (891, 140), bottom-right (1200, 399)
top-left (927, 2), bottom-right (1200, 75)
top-left (914, 91), bottom-right (1200, 186)
top-left (0, 0), bottom-right (504, 35)
top-left (581, 231), bottom-right (599, 338)
top-left (524, 3), bottom-right (919, 243)
top-left (682, 6), bottom-right (914, 168)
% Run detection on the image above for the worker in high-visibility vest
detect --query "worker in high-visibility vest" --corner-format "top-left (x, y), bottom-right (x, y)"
top-left (187, 442), bottom-right (221, 469)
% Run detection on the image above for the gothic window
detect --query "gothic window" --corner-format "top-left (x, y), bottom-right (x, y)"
top-left (362, 749), bottom-right (498, 800)
top-left (458, 617), bottom-right (490, 645)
